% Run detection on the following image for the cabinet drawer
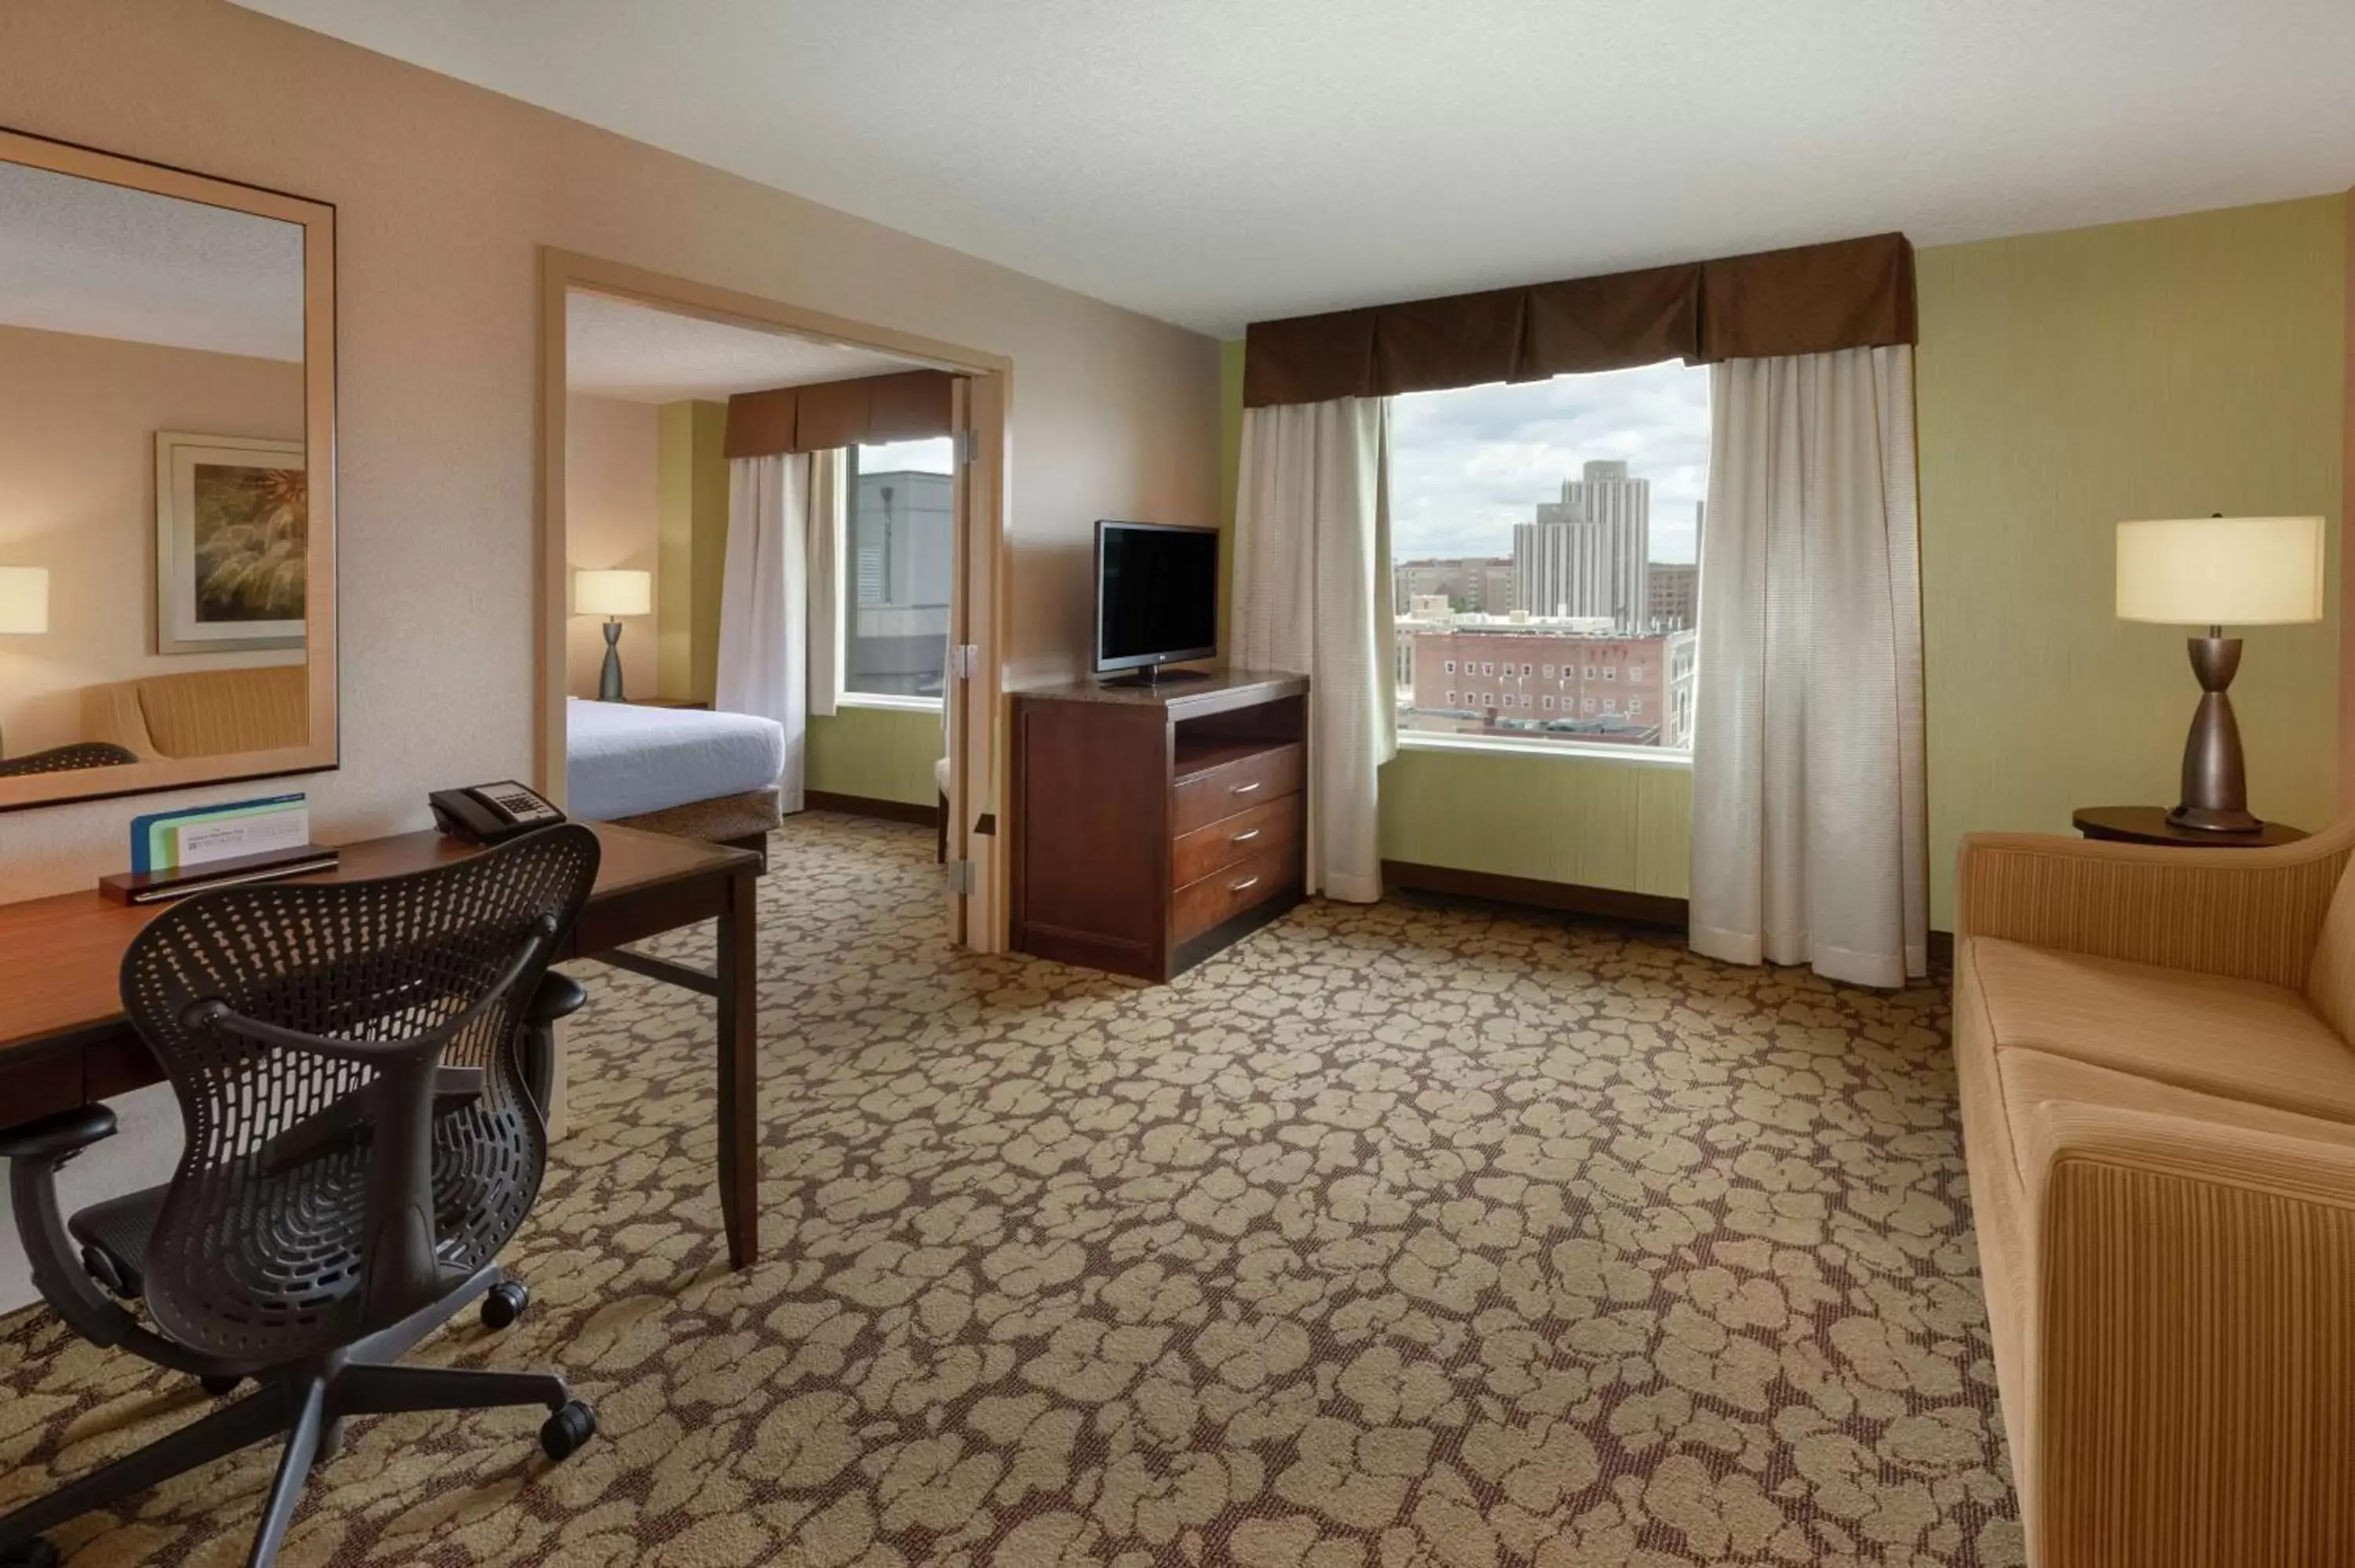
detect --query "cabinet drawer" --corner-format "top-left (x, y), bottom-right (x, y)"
top-left (1172, 795), bottom-right (1299, 887)
top-left (1172, 837), bottom-right (1298, 945)
top-left (1172, 742), bottom-right (1304, 837)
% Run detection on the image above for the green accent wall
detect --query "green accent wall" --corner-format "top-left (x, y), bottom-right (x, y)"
top-left (656, 399), bottom-right (729, 703)
top-left (1380, 748), bottom-right (1692, 898)
top-left (1218, 195), bottom-right (2347, 924)
top-left (1917, 195), bottom-right (2343, 928)
top-left (809, 706), bottom-right (943, 805)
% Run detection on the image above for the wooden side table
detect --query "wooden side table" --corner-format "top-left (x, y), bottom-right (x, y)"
top-left (2072, 806), bottom-right (2307, 848)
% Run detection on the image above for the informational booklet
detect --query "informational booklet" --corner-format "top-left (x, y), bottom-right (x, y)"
top-left (130, 793), bottom-right (309, 873)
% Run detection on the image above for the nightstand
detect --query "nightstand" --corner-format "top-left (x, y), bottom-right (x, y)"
top-left (2072, 805), bottom-right (2306, 848)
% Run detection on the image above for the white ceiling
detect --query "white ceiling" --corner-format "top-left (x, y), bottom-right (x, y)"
top-left (236, 0), bottom-right (2355, 336)
top-left (0, 159), bottom-right (304, 359)
top-left (565, 291), bottom-right (920, 403)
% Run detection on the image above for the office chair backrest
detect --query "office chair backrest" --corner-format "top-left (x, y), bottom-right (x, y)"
top-left (119, 823), bottom-right (600, 1362)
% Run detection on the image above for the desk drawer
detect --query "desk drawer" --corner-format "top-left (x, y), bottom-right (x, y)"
top-left (1172, 794), bottom-right (1299, 887)
top-left (1173, 837), bottom-right (1298, 945)
top-left (1173, 742), bottom-right (1304, 837)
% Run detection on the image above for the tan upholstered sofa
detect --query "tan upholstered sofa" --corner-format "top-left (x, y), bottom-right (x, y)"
top-left (80, 665), bottom-right (308, 759)
top-left (1955, 819), bottom-right (2355, 1566)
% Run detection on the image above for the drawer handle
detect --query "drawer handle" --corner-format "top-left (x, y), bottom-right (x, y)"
top-left (1229, 874), bottom-right (1261, 893)
top-left (1231, 781), bottom-right (1263, 796)
top-left (1231, 828), bottom-right (1262, 844)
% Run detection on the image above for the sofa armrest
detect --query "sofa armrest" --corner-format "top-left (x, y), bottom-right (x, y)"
top-left (2019, 1101), bottom-right (2355, 1566)
top-left (1955, 823), bottom-right (2354, 987)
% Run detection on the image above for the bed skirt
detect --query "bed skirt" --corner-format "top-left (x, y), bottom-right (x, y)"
top-left (609, 786), bottom-right (780, 866)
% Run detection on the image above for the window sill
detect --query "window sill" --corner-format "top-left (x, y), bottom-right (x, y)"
top-left (835, 691), bottom-right (944, 714)
top-left (1394, 730), bottom-right (1692, 768)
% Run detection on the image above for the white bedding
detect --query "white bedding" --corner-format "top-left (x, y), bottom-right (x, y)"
top-left (565, 698), bottom-right (786, 822)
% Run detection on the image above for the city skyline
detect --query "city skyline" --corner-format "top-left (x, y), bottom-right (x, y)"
top-left (1389, 359), bottom-right (1711, 565)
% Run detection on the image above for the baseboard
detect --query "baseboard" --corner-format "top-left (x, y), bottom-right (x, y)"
top-left (1381, 860), bottom-right (1688, 930)
top-left (805, 790), bottom-right (939, 826)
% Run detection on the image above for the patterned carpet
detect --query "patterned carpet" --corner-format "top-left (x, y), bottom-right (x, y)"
top-left (0, 814), bottom-right (2020, 1566)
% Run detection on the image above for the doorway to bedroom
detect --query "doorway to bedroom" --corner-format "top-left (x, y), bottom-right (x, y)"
top-left (537, 255), bottom-right (1010, 950)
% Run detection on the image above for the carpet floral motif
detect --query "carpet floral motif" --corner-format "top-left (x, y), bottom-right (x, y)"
top-left (0, 815), bottom-right (2018, 1566)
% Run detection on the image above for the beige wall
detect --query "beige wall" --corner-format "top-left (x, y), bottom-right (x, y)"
top-left (563, 392), bottom-right (659, 701)
top-left (0, 0), bottom-right (1220, 898)
top-left (0, 323), bottom-right (306, 757)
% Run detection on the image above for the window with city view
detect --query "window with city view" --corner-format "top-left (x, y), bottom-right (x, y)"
top-left (1391, 361), bottom-right (1710, 751)
top-left (842, 436), bottom-right (955, 702)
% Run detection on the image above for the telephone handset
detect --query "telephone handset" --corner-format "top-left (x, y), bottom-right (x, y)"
top-left (429, 781), bottom-right (566, 845)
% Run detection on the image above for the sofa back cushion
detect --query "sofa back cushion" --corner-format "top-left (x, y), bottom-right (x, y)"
top-left (137, 665), bottom-right (309, 759)
top-left (2307, 855), bottom-right (2355, 1042)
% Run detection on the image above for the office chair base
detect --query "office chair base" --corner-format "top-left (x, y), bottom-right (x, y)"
top-left (0, 1272), bottom-right (590, 1568)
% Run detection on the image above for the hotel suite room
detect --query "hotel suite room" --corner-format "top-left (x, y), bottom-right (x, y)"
top-left (0, 2), bottom-right (2350, 1566)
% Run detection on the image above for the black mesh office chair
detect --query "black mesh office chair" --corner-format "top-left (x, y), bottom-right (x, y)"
top-left (0, 741), bottom-right (138, 777)
top-left (0, 824), bottom-right (601, 1568)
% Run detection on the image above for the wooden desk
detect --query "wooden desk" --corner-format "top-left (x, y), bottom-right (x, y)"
top-left (0, 821), bottom-right (764, 1268)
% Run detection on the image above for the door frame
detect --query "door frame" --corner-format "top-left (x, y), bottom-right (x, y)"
top-left (535, 248), bottom-right (1012, 951)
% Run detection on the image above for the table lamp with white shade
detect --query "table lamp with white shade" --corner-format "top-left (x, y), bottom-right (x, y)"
top-left (0, 566), bottom-right (49, 758)
top-left (2116, 515), bottom-right (2325, 833)
top-left (573, 568), bottom-right (652, 702)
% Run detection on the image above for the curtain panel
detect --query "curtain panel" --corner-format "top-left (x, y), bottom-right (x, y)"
top-left (1243, 233), bottom-right (1914, 407)
top-left (1232, 397), bottom-right (1393, 903)
top-left (723, 369), bottom-right (956, 459)
top-left (1689, 345), bottom-right (1927, 988)
top-left (716, 453), bottom-right (812, 811)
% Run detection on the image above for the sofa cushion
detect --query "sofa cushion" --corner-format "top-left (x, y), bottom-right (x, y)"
top-left (1967, 937), bottom-right (2355, 1126)
top-left (2306, 855), bottom-right (2355, 1044)
top-left (137, 665), bottom-right (308, 758)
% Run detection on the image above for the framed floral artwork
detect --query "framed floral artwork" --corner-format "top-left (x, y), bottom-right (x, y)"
top-left (154, 430), bottom-right (308, 653)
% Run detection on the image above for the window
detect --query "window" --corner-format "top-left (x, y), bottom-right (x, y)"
top-left (842, 436), bottom-right (956, 701)
top-left (1628, 698), bottom-right (1642, 715)
top-left (1390, 363), bottom-right (1707, 750)
top-left (1444, 660), bottom-right (1456, 674)
top-left (1445, 691), bottom-right (1456, 706)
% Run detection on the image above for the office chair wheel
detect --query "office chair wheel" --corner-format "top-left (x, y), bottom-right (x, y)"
top-left (199, 1373), bottom-right (243, 1396)
top-left (481, 1281), bottom-right (530, 1330)
top-left (540, 1399), bottom-right (597, 1462)
top-left (0, 1538), bottom-right (60, 1567)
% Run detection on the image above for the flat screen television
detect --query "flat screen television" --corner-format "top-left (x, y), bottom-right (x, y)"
top-left (1094, 520), bottom-right (1218, 682)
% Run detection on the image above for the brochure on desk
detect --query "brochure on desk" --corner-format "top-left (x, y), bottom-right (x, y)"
top-left (130, 794), bottom-right (310, 874)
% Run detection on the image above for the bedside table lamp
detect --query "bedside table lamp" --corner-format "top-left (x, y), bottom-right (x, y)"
top-left (0, 566), bottom-right (49, 757)
top-left (573, 568), bottom-right (651, 702)
top-left (2116, 515), bottom-right (2324, 833)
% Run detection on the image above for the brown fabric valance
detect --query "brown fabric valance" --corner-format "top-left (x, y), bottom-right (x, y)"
top-left (723, 369), bottom-right (956, 458)
top-left (1242, 232), bottom-right (1914, 407)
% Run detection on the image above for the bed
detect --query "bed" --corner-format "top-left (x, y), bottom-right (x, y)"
top-left (565, 697), bottom-right (786, 857)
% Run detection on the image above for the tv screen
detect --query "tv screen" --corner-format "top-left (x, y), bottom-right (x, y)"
top-left (1095, 521), bottom-right (1218, 673)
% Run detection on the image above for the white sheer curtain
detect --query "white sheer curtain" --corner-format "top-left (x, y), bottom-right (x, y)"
top-left (716, 453), bottom-right (811, 811)
top-left (805, 448), bottom-right (842, 720)
top-left (1689, 345), bottom-right (1926, 987)
top-left (1232, 397), bottom-right (1393, 903)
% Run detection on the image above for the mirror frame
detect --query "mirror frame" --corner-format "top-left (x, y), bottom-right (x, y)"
top-left (0, 127), bottom-right (337, 813)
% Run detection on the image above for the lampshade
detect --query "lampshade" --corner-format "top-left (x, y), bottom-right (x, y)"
top-left (2116, 516), bottom-right (2325, 626)
top-left (0, 566), bottom-right (49, 634)
top-left (573, 568), bottom-right (652, 617)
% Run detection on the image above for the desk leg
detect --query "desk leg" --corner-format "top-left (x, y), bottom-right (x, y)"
top-left (716, 863), bottom-right (759, 1268)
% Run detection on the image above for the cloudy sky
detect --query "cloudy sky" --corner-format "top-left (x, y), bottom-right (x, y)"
top-left (1389, 361), bottom-right (1711, 565)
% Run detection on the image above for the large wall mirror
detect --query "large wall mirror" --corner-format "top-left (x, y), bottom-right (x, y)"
top-left (0, 129), bottom-right (336, 811)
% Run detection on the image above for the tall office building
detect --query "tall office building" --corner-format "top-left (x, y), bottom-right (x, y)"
top-left (1512, 460), bottom-right (1649, 628)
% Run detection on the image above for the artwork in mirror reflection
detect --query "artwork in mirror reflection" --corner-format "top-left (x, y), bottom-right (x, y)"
top-left (0, 153), bottom-right (316, 785)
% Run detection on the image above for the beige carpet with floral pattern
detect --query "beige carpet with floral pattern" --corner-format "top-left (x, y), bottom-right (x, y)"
top-left (0, 814), bottom-right (2018, 1567)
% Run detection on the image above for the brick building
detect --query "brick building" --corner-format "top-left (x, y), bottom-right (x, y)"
top-left (1646, 562), bottom-right (1699, 630)
top-left (1408, 625), bottom-right (1697, 747)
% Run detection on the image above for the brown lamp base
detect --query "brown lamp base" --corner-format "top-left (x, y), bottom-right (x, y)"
top-left (2169, 631), bottom-right (2264, 833)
